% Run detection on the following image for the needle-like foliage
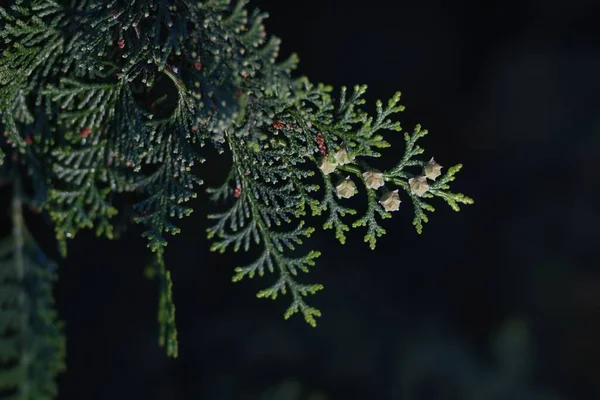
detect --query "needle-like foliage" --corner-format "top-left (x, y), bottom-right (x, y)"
top-left (0, 0), bottom-right (473, 395)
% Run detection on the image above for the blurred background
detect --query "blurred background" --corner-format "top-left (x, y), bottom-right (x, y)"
top-left (3, 0), bottom-right (600, 399)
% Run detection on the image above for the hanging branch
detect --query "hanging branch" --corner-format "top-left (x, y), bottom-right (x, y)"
top-left (0, 0), bottom-right (473, 376)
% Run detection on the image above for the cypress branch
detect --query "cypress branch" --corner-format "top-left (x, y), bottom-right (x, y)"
top-left (0, 179), bottom-right (65, 399)
top-left (0, 0), bottom-right (473, 394)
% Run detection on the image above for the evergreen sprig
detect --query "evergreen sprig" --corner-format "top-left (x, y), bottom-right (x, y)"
top-left (0, 2), bottom-right (473, 391)
top-left (0, 181), bottom-right (65, 400)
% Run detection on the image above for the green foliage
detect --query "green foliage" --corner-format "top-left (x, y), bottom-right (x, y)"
top-left (0, 183), bottom-right (65, 399)
top-left (384, 125), bottom-right (474, 233)
top-left (0, 1), bottom-right (472, 389)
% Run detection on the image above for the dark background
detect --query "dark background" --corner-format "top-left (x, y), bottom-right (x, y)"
top-left (4, 0), bottom-right (600, 399)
